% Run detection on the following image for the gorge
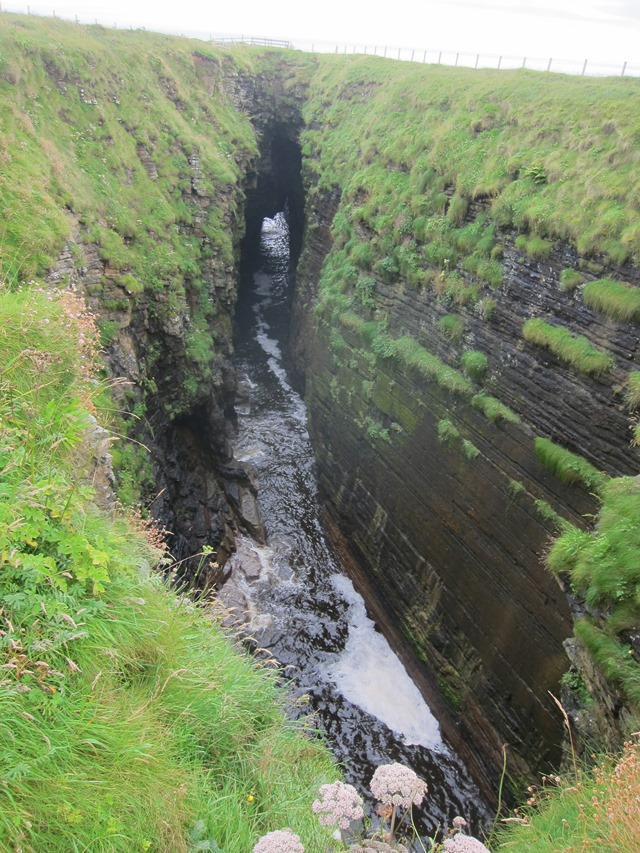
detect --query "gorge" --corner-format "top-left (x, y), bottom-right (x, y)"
top-left (1, 12), bottom-right (640, 848)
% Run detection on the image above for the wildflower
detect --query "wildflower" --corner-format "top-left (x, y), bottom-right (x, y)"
top-left (452, 816), bottom-right (467, 831)
top-left (312, 780), bottom-right (364, 830)
top-left (442, 835), bottom-right (491, 852)
top-left (253, 829), bottom-right (305, 853)
top-left (370, 763), bottom-right (427, 808)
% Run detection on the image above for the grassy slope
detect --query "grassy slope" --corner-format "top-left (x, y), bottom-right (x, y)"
top-left (0, 285), bottom-right (337, 851)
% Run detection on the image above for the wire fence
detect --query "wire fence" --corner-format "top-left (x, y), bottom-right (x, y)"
top-left (213, 35), bottom-right (639, 78)
top-left (0, 5), bottom-right (637, 78)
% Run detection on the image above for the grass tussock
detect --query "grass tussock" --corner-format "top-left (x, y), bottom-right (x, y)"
top-left (0, 285), bottom-right (337, 852)
top-left (534, 436), bottom-right (608, 493)
top-left (546, 475), bottom-right (640, 705)
top-left (624, 371), bottom-right (640, 410)
top-left (582, 278), bottom-right (640, 322)
top-left (523, 317), bottom-right (614, 375)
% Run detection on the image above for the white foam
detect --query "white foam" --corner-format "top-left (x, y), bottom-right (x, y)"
top-left (326, 574), bottom-right (443, 749)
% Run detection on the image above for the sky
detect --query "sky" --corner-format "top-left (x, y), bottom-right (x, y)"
top-left (3, 0), bottom-right (640, 69)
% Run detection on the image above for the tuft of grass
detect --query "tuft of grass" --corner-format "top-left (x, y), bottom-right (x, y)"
top-left (523, 317), bottom-right (614, 375)
top-left (534, 436), bottom-right (608, 493)
top-left (624, 371), bottom-right (640, 410)
top-left (515, 234), bottom-right (553, 259)
top-left (460, 349), bottom-right (488, 381)
top-left (559, 268), bottom-right (584, 292)
top-left (546, 474), bottom-right (640, 709)
top-left (471, 392), bottom-right (521, 424)
top-left (582, 278), bottom-right (640, 322)
top-left (438, 313), bottom-right (465, 342)
top-left (393, 335), bottom-right (473, 396)
top-left (437, 418), bottom-right (460, 445)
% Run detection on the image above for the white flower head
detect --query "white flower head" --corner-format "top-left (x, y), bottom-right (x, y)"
top-left (370, 762), bottom-right (427, 809)
top-left (443, 835), bottom-right (491, 852)
top-left (253, 828), bottom-right (305, 853)
top-left (312, 780), bottom-right (365, 829)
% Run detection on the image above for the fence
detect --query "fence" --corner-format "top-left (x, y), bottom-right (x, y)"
top-left (213, 35), bottom-right (640, 78)
top-left (0, 5), bottom-right (637, 78)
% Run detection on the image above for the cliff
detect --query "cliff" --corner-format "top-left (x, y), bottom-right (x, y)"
top-left (291, 58), bottom-right (640, 792)
top-left (2, 12), bottom-right (640, 803)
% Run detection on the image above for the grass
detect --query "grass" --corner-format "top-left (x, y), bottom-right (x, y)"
top-left (0, 285), bottom-right (338, 851)
top-left (439, 313), bottom-right (465, 342)
top-left (493, 739), bottom-right (640, 852)
top-left (582, 278), bottom-right (640, 321)
top-left (471, 393), bottom-right (521, 424)
top-left (460, 349), bottom-right (488, 381)
top-left (522, 317), bottom-right (614, 375)
top-left (534, 436), bottom-right (608, 493)
top-left (0, 13), bottom-right (263, 419)
top-left (546, 475), bottom-right (640, 704)
top-left (559, 268), bottom-right (584, 292)
top-left (624, 371), bottom-right (640, 410)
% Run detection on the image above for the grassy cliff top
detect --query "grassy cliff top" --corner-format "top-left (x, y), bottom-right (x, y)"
top-left (302, 54), bottom-right (640, 264)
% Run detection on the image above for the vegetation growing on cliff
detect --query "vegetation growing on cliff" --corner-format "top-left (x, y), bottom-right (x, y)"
top-left (0, 284), bottom-right (337, 851)
top-left (546, 475), bottom-right (640, 708)
top-left (0, 13), bottom-right (262, 421)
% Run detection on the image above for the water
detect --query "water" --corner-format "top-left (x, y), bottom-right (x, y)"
top-left (225, 213), bottom-right (489, 839)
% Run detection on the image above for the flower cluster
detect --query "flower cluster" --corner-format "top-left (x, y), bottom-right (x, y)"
top-left (370, 762), bottom-right (427, 809)
top-left (442, 835), bottom-right (491, 852)
top-left (253, 828), bottom-right (305, 853)
top-left (312, 780), bottom-right (364, 829)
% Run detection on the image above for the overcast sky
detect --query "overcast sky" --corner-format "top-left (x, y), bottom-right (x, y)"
top-left (4, 0), bottom-right (639, 67)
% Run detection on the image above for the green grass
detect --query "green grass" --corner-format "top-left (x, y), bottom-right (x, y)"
top-left (523, 317), bottom-right (614, 375)
top-left (546, 475), bottom-right (640, 706)
top-left (471, 393), bottom-right (521, 424)
top-left (559, 268), bottom-right (584, 292)
top-left (534, 436), bottom-right (608, 493)
top-left (0, 285), bottom-right (338, 851)
top-left (582, 278), bottom-right (640, 321)
top-left (515, 234), bottom-right (553, 259)
top-left (393, 335), bottom-right (473, 396)
top-left (460, 349), bottom-right (488, 381)
top-left (624, 371), bottom-right (640, 410)
top-left (439, 313), bottom-right (465, 342)
top-left (493, 740), bottom-right (640, 853)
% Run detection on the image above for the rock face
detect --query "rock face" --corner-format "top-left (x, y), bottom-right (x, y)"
top-left (291, 187), bottom-right (640, 795)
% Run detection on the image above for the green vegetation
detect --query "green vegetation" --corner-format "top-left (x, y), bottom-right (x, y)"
top-left (624, 371), bottom-right (640, 410)
top-left (515, 233), bottom-right (553, 259)
top-left (523, 317), bottom-right (614, 375)
top-left (438, 313), bottom-right (464, 342)
top-left (559, 268), bottom-right (584, 292)
top-left (393, 336), bottom-right (473, 395)
top-left (437, 418), bottom-right (460, 445)
top-left (460, 349), bottom-right (488, 381)
top-left (547, 475), bottom-right (640, 707)
top-left (534, 436), bottom-right (608, 493)
top-left (303, 55), bottom-right (640, 266)
top-left (437, 419), bottom-right (480, 461)
top-left (471, 393), bottom-right (521, 424)
top-left (582, 278), bottom-right (640, 321)
top-left (0, 286), bottom-right (337, 850)
top-left (493, 739), bottom-right (640, 853)
top-left (0, 13), bottom-right (268, 418)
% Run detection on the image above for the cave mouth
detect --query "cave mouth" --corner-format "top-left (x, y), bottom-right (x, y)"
top-left (238, 128), bottom-right (304, 302)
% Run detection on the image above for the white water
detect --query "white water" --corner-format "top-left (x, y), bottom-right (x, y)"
top-left (326, 574), bottom-right (443, 749)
